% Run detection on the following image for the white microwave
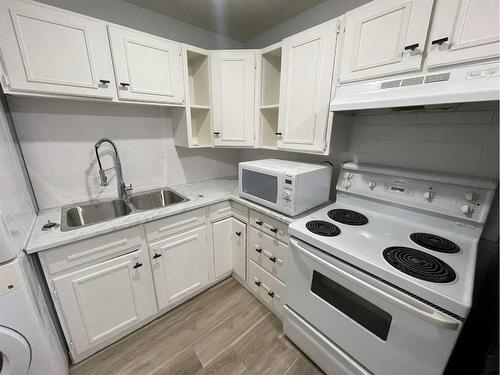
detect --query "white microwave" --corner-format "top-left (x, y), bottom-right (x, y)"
top-left (239, 159), bottom-right (332, 216)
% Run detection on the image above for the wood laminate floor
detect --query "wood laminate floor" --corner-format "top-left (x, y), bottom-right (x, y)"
top-left (70, 277), bottom-right (324, 375)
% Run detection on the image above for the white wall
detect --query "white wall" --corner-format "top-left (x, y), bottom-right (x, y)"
top-left (243, 0), bottom-right (369, 48)
top-left (9, 98), bottom-right (240, 209)
top-left (36, 0), bottom-right (241, 49)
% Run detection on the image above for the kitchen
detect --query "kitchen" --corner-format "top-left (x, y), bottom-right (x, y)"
top-left (0, 0), bottom-right (498, 374)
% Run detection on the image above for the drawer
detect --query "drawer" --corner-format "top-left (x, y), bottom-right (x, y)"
top-left (248, 227), bottom-right (288, 282)
top-left (145, 208), bottom-right (206, 242)
top-left (230, 201), bottom-right (249, 223)
top-left (250, 209), bottom-right (288, 243)
top-left (41, 226), bottom-right (145, 275)
top-left (248, 259), bottom-right (285, 320)
top-left (208, 201), bottom-right (233, 222)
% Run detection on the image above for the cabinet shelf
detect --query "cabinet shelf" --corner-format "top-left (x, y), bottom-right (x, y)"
top-left (190, 104), bottom-right (210, 110)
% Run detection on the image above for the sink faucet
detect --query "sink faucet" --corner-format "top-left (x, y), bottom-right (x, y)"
top-left (94, 138), bottom-right (133, 200)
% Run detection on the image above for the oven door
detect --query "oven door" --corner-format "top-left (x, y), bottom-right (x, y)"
top-left (239, 165), bottom-right (284, 211)
top-left (286, 238), bottom-right (462, 375)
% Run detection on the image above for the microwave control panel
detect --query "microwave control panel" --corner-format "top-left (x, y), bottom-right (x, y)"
top-left (282, 174), bottom-right (294, 211)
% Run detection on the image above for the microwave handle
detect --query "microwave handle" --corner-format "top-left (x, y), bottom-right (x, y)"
top-left (291, 238), bottom-right (460, 331)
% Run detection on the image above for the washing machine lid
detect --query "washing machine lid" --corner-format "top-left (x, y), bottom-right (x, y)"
top-left (0, 326), bottom-right (31, 375)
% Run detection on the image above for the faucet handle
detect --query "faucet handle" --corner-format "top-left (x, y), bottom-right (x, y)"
top-left (125, 183), bottom-right (133, 192)
top-left (99, 169), bottom-right (108, 186)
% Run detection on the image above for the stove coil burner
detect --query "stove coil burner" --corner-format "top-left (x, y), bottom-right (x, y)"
top-left (383, 247), bottom-right (456, 283)
top-left (327, 209), bottom-right (368, 226)
top-left (410, 233), bottom-right (460, 254)
top-left (306, 220), bottom-right (341, 237)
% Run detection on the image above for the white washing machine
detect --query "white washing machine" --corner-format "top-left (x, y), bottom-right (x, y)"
top-left (0, 254), bottom-right (68, 375)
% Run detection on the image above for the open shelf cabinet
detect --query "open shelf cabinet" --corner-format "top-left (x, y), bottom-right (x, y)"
top-left (173, 44), bottom-right (213, 148)
top-left (258, 42), bottom-right (282, 149)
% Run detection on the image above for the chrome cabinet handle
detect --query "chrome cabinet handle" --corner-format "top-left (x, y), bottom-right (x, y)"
top-left (290, 238), bottom-right (460, 330)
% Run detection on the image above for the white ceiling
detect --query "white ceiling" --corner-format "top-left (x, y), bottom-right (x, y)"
top-left (125, 0), bottom-right (327, 42)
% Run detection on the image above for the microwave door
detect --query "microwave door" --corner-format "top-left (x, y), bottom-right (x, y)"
top-left (240, 168), bottom-right (283, 210)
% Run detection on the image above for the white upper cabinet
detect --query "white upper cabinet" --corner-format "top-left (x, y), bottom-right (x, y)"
top-left (426, 0), bottom-right (500, 69)
top-left (0, 0), bottom-right (117, 99)
top-left (211, 50), bottom-right (256, 147)
top-left (339, 0), bottom-right (434, 83)
top-left (107, 25), bottom-right (184, 104)
top-left (278, 20), bottom-right (337, 153)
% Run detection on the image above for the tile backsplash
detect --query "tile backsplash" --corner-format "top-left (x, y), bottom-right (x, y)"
top-left (8, 97), bottom-right (240, 209)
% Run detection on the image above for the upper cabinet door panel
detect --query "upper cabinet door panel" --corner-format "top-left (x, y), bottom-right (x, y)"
top-left (211, 51), bottom-right (255, 147)
top-left (278, 20), bottom-right (337, 153)
top-left (426, 0), bottom-right (500, 68)
top-left (107, 26), bottom-right (184, 104)
top-left (339, 0), bottom-right (434, 83)
top-left (0, 0), bottom-right (116, 99)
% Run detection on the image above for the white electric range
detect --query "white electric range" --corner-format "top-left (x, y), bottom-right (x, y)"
top-left (283, 162), bottom-right (497, 375)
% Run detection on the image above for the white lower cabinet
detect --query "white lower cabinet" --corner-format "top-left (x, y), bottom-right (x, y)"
top-left (51, 249), bottom-right (156, 358)
top-left (212, 217), bottom-right (247, 280)
top-left (149, 226), bottom-right (210, 310)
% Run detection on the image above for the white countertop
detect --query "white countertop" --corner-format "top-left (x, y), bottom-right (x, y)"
top-left (27, 177), bottom-right (321, 253)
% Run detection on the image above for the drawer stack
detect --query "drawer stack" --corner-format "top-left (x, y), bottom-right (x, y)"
top-left (246, 209), bottom-right (289, 320)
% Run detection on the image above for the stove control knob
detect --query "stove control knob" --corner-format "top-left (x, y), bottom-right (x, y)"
top-left (461, 204), bottom-right (472, 215)
top-left (464, 192), bottom-right (476, 202)
top-left (368, 181), bottom-right (376, 190)
top-left (283, 191), bottom-right (291, 201)
top-left (346, 172), bottom-right (353, 180)
top-left (343, 181), bottom-right (351, 189)
top-left (423, 191), bottom-right (434, 201)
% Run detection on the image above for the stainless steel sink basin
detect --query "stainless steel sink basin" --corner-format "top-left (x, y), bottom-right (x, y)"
top-left (61, 199), bottom-right (133, 231)
top-left (128, 188), bottom-right (188, 211)
top-left (59, 188), bottom-right (189, 231)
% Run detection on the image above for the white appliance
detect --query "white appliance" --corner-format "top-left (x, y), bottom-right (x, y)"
top-left (239, 159), bottom-right (332, 216)
top-left (331, 61), bottom-right (500, 111)
top-left (284, 163), bottom-right (497, 375)
top-left (0, 97), bottom-right (68, 375)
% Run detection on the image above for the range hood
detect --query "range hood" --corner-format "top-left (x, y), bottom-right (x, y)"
top-left (331, 61), bottom-right (499, 111)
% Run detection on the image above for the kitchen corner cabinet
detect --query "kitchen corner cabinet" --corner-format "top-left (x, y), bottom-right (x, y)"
top-left (149, 226), bottom-right (210, 310)
top-left (107, 25), bottom-right (184, 105)
top-left (173, 44), bottom-right (213, 148)
top-left (339, 0), bottom-right (434, 83)
top-left (278, 20), bottom-right (338, 153)
top-left (210, 50), bottom-right (256, 147)
top-left (212, 216), bottom-right (247, 280)
top-left (0, 0), bottom-right (117, 100)
top-left (425, 0), bottom-right (500, 69)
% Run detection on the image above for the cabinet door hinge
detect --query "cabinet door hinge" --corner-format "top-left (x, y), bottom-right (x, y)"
top-left (69, 340), bottom-right (75, 350)
top-left (52, 289), bottom-right (58, 298)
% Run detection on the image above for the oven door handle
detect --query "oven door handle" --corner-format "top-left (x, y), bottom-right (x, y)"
top-left (291, 238), bottom-right (460, 331)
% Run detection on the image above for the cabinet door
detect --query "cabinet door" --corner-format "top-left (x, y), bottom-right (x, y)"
top-left (150, 226), bottom-right (209, 310)
top-left (107, 25), bottom-right (184, 104)
top-left (52, 250), bottom-right (156, 356)
top-left (232, 219), bottom-right (246, 280)
top-left (0, 0), bottom-right (116, 99)
top-left (211, 50), bottom-right (256, 147)
top-left (339, 0), bottom-right (434, 83)
top-left (212, 217), bottom-right (233, 278)
top-left (277, 20), bottom-right (337, 153)
top-left (426, 0), bottom-right (500, 68)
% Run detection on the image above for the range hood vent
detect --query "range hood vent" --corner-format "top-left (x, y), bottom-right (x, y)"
top-left (331, 62), bottom-right (499, 111)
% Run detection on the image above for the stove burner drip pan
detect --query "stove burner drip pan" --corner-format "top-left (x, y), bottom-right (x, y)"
top-left (306, 220), bottom-right (341, 237)
top-left (327, 209), bottom-right (368, 226)
top-left (410, 233), bottom-right (460, 254)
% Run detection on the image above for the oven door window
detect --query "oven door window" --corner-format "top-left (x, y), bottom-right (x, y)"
top-left (242, 169), bottom-right (278, 203)
top-left (311, 271), bottom-right (392, 340)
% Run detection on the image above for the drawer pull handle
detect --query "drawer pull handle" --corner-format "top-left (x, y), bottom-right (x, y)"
top-left (255, 248), bottom-right (262, 253)
top-left (235, 231), bottom-right (242, 237)
top-left (268, 291), bottom-right (275, 298)
top-left (153, 253), bottom-right (162, 259)
top-left (120, 82), bottom-right (130, 88)
top-left (404, 43), bottom-right (419, 51)
top-left (99, 79), bottom-right (110, 85)
top-left (254, 280), bottom-right (261, 286)
top-left (213, 132), bottom-right (220, 136)
top-left (269, 256), bottom-right (276, 263)
top-left (432, 37), bottom-right (448, 45)
top-left (255, 220), bottom-right (263, 226)
top-left (270, 228), bottom-right (278, 233)
top-left (133, 262), bottom-right (143, 269)
top-left (275, 132), bottom-right (282, 136)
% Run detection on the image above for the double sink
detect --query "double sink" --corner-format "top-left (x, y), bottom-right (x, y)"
top-left (61, 188), bottom-right (189, 231)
